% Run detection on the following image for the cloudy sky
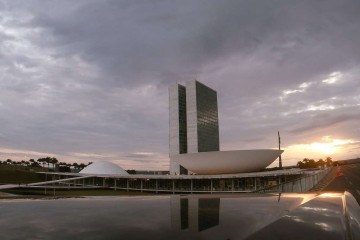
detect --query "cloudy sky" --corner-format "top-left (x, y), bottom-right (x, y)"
top-left (0, 0), bottom-right (359, 170)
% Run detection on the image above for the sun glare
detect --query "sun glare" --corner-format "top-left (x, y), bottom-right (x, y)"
top-left (285, 136), bottom-right (357, 159)
top-left (309, 142), bottom-right (336, 154)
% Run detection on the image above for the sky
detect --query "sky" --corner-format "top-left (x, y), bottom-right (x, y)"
top-left (0, 0), bottom-right (359, 170)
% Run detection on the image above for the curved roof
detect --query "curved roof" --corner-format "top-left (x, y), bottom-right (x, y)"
top-left (172, 149), bottom-right (283, 175)
top-left (79, 161), bottom-right (129, 175)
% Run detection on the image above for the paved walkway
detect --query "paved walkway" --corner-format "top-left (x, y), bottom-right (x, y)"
top-left (0, 184), bottom-right (19, 190)
top-left (309, 167), bottom-right (337, 192)
top-left (324, 163), bottom-right (360, 205)
top-left (0, 175), bottom-right (95, 191)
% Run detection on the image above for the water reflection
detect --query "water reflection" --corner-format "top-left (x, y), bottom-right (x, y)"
top-left (246, 194), bottom-right (348, 240)
top-left (180, 198), bottom-right (188, 230)
top-left (0, 193), bottom-right (356, 240)
top-left (171, 196), bottom-right (220, 232)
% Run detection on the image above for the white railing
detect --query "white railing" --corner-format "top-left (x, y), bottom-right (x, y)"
top-left (259, 167), bottom-right (332, 193)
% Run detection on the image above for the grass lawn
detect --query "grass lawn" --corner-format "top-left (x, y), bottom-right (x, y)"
top-left (0, 164), bottom-right (161, 198)
top-left (0, 165), bottom-right (46, 184)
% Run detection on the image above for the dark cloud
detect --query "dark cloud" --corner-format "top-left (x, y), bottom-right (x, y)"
top-left (289, 111), bottom-right (360, 135)
top-left (0, 0), bottom-right (359, 168)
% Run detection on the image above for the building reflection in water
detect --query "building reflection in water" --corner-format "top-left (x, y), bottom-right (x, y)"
top-left (171, 196), bottom-right (220, 232)
top-left (180, 198), bottom-right (188, 230)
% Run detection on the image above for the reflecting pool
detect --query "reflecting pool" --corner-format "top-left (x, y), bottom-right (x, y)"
top-left (0, 193), bottom-right (358, 240)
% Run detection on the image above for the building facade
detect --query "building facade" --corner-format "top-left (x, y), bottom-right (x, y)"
top-left (186, 81), bottom-right (219, 153)
top-left (169, 80), bottom-right (219, 174)
top-left (169, 84), bottom-right (187, 156)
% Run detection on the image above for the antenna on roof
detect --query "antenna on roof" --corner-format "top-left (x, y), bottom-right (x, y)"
top-left (278, 131), bottom-right (283, 169)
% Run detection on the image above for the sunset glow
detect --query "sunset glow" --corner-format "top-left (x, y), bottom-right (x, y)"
top-left (287, 136), bottom-right (355, 155)
top-left (310, 142), bottom-right (336, 155)
top-left (279, 136), bottom-right (358, 166)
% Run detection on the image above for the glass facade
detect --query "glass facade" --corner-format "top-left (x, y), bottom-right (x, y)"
top-left (185, 80), bottom-right (220, 153)
top-left (169, 80), bottom-right (220, 174)
top-left (185, 81), bottom-right (198, 153)
top-left (195, 81), bottom-right (219, 152)
top-left (178, 85), bottom-right (187, 154)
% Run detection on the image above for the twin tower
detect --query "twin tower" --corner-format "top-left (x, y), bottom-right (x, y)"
top-left (169, 80), bottom-right (220, 174)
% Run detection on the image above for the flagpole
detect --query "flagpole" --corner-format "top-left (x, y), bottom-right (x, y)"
top-left (278, 131), bottom-right (283, 169)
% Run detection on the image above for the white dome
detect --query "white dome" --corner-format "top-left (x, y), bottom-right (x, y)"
top-left (79, 161), bottom-right (129, 175)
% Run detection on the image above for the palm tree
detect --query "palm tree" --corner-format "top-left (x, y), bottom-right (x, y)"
top-left (73, 163), bottom-right (79, 172)
top-left (79, 163), bottom-right (86, 170)
top-left (41, 157), bottom-right (52, 168)
top-left (297, 161), bottom-right (304, 168)
top-left (50, 157), bottom-right (58, 170)
top-left (325, 157), bottom-right (333, 167)
top-left (37, 158), bottom-right (43, 167)
top-left (317, 158), bottom-right (325, 168)
top-left (46, 158), bottom-right (50, 168)
top-left (58, 162), bottom-right (65, 168)
top-left (29, 159), bottom-right (38, 167)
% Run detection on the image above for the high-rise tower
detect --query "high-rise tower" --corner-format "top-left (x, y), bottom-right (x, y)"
top-left (169, 80), bottom-right (219, 174)
top-left (169, 83), bottom-right (188, 156)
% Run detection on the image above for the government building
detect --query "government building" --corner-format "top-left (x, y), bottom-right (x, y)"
top-left (169, 81), bottom-right (220, 174)
top-left (1, 80), bottom-right (330, 194)
top-left (169, 80), bottom-right (282, 175)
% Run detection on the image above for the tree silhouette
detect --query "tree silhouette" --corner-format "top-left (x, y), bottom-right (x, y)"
top-left (50, 157), bottom-right (58, 169)
top-left (73, 162), bottom-right (79, 171)
top-left (79, 163), bottom-right (86, 170)
top-left (297, 157), bottom-right (333, 169)
top-left (317, 158), bottom-right (325, 168)
top-left (325, 157), bottom-right (333, 167)
top-left (37, 158), bottom-right (43, 167)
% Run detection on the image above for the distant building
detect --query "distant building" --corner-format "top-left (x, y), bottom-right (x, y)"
top-left (169, 80), bottom-right (282, 175)
top-left (169, 80), bottom-right (219, 174)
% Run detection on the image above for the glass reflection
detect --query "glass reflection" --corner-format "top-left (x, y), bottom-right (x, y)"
top-left (180, 198), bottom-right (189, 230)
top-left (171, 196), bottom-right (220, 232)
top-left (0, 193), bottom-right (358, 240)
top-left (246, 194), bottom-right (348, 240)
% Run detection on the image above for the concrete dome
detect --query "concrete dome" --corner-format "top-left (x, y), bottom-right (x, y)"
top-left (172, 149), bottom-right (283, 175)
top-left (79, 161), bottom-right (129, 175)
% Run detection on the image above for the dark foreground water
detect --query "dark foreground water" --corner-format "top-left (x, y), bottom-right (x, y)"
top-left (0, 193), bottom-right (358, 240)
